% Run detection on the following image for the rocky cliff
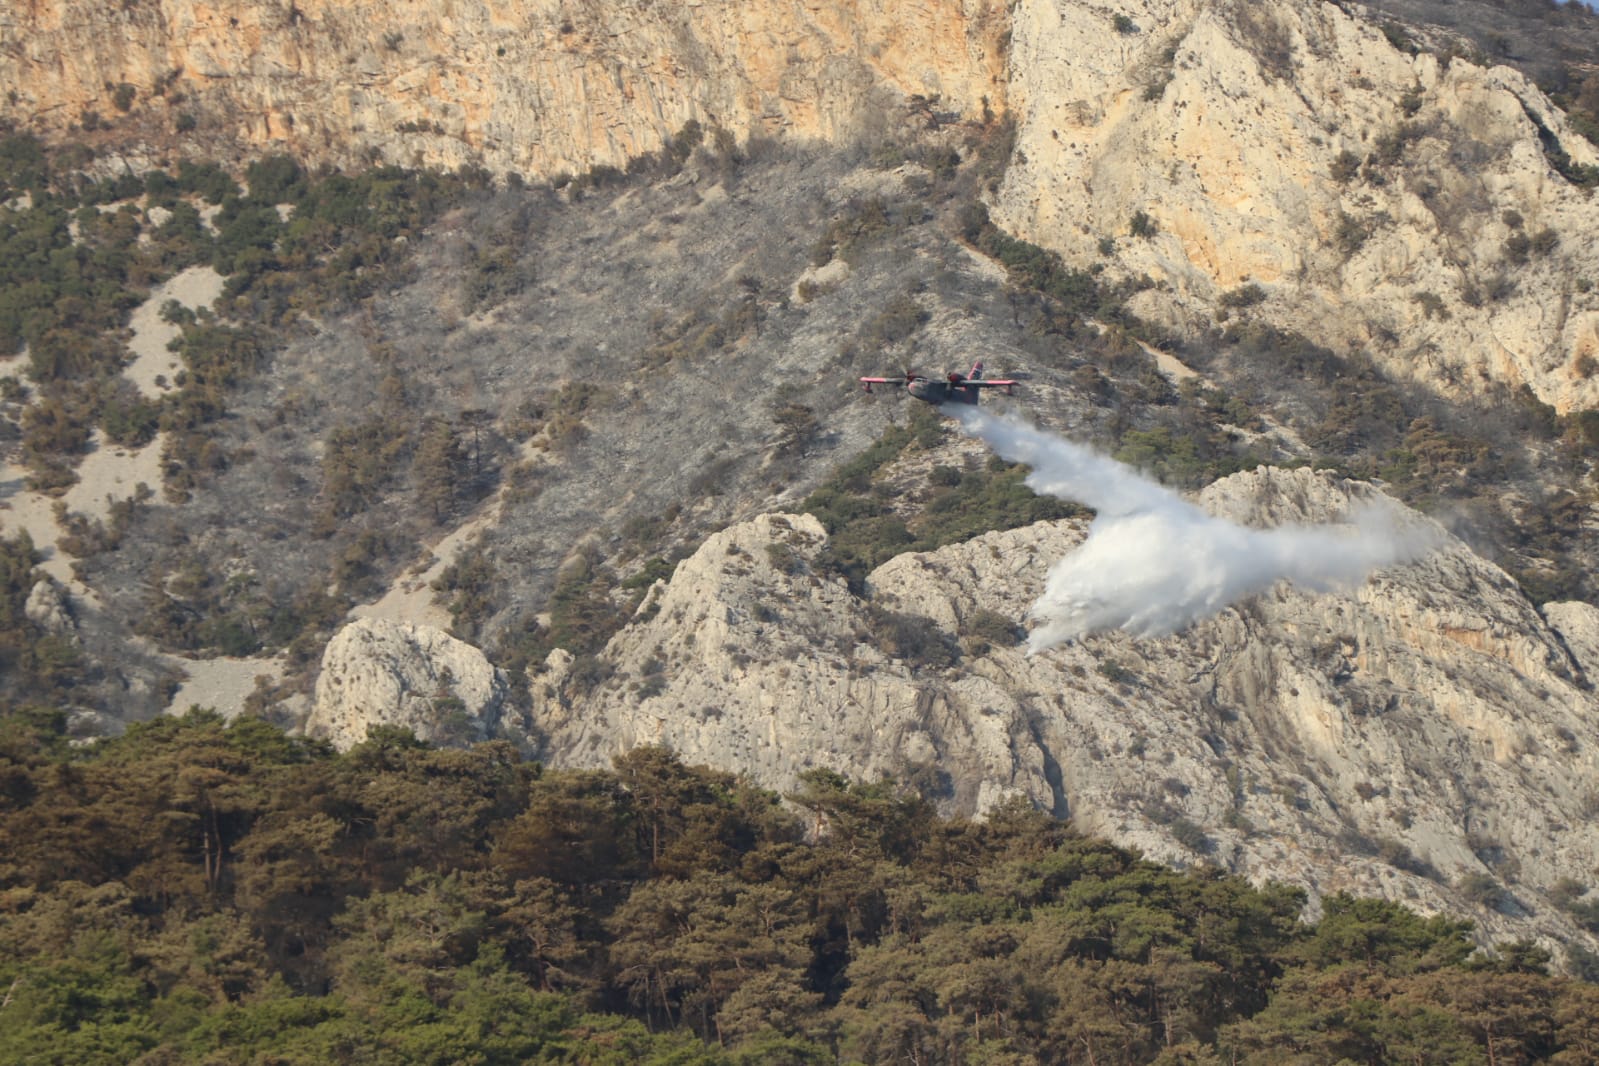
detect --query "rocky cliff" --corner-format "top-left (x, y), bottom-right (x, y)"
top-left (993, 0), bottom-right (1599, 412)
top-left (0, 0), bottom-right (1007, 177)
top-left (7, 1), bottom-right (1598, 408)
top-left (479, 467), bottom-right (1599, 957)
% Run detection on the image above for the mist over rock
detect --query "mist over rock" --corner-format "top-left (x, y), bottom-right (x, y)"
top-left (309, 617), bottom-right (510, 751)
top-left (954, 409), bottom-right (1445, 646)
top-left (527, 469), bottom-right (1599, 957)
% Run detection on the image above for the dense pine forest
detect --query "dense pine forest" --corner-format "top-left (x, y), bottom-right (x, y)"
top-left (1, 710), bottom-right (1596, 1065)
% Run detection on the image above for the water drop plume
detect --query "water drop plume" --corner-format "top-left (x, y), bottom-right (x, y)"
top-left (953, 408), bottom-right (1442, 652)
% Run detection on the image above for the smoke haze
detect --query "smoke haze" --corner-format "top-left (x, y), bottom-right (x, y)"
top-left (954, 409), bottom-right (1442, 652)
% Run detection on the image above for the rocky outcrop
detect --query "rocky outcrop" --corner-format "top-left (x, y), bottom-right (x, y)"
top-left (0, 0), bottom-right (1007, 178)
top-left (24, 578), bottom-right (75, 637)
top-left (994, 0), bottom-right (1599, 411)
top-left (528, 473), bottom-right (1599, 959)
top-left (308, 617), bottom-right (510, 750)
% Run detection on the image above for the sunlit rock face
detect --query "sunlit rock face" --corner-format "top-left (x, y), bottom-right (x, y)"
top-left (309, 617), bottom-right (509, 750)
top-left (993, 0), bottom-right (1599, 411)
top-left (0, 0), bottom-right (1008, 178)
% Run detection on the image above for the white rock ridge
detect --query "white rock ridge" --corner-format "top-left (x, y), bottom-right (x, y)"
top-left (309, 617), bottom-right (510, 751)
top-left (527, 473), bottom-right (1599, 959)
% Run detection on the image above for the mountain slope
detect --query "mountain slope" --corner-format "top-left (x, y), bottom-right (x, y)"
top-left (486, 464), bottom-right (1599, 958)
top-left (996, 0), bottom-right (1599, 411)
top-left (4, 0), bottom-right (1599, 972)
top-left (7, 0), bottom-right (1599, 408)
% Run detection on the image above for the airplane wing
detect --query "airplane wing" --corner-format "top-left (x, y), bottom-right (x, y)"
top-left (859, 376), bottom-right (907, 384)
top-left (965, 378), bottom-right (1019, 388)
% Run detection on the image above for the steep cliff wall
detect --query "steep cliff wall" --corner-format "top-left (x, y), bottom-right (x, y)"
top-left (994, 0), bottom-right (1599, 411)
top-left (0, 0), bottom-right (1008, 176)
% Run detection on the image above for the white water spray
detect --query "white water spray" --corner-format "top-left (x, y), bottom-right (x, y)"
top-left (953, 409), bottom-right (1442, 652)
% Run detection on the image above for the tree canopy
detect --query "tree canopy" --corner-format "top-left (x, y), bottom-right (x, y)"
top-left (1, 711), bottom-right (1595, 1064)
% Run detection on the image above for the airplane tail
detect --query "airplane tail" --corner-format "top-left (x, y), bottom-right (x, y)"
top-left (970, 360), bottom-right (985, 381)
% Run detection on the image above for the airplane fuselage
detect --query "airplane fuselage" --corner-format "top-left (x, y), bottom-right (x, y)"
top-left (860, 360), bottom-right (1016, 406)
top-left (907, 378), bottom-right (981, 405)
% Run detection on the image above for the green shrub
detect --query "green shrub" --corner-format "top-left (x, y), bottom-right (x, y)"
top-left (1382, 21), bottom-right (1418, 55)
top-left (0, 132), bottom-right (49, 198)
top-left (1329, 149), bottom-right (1362, 183)
top-left (176, 160), bottom-right (238, 204)
top-left (803, 422), bottom-right (1082, 589)
top-left (545, 558), bottom-right (626, 656)
top-left (963, 608), bottom-right (1022, 653)
top-left (1411, 291), bottom-right (1450, 320)
top-left (1219, 282), bottom-right (1267, 309)
top-left (1371, 123), bottom-right (1423, 167)
top-left (1233, 6), bottom-right (1295, 81)
top-left (1169, 817), bottom-right (1213, 854)
top-left (1097, 660), bottom-right (1137, 686)
top-left (812, 196), bottom-right (899, 265)
top-left (99, 394), bottom-right (161, 448)
top-left (433, 550), bottom-right (500, 640)
top-left (1335, 211), bottom-right (1373, 253)
top-left (858, 292), bottom-right (930, 350)
top-left (765, 542), bottom-right (802, 575)
top-left (1505, 231), bottom-right (1532, 265)
top-left (319, 418), bottom-right (409, 519)
top-left (462, 241), bottom-right (533, 313)
top-left (1457, 872), bottom-right (1511, 912)
top-left (866, 605), bottom-right (959, 668)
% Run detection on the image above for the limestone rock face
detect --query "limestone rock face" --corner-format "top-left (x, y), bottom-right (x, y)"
top-left (994, 0), bottom-right (1599, 411)
top-left (309, 617), bottom-right (509, 750)
top-left (531, 474), bottom-right (1599, 957)
top-left (1543, 600), bottom-right (1599, 680)
top-left (0, 0), bottom-right (1008, 178)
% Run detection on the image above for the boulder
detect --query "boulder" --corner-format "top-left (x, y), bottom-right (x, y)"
top-left (309, 617), bottom-right (509, 750)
